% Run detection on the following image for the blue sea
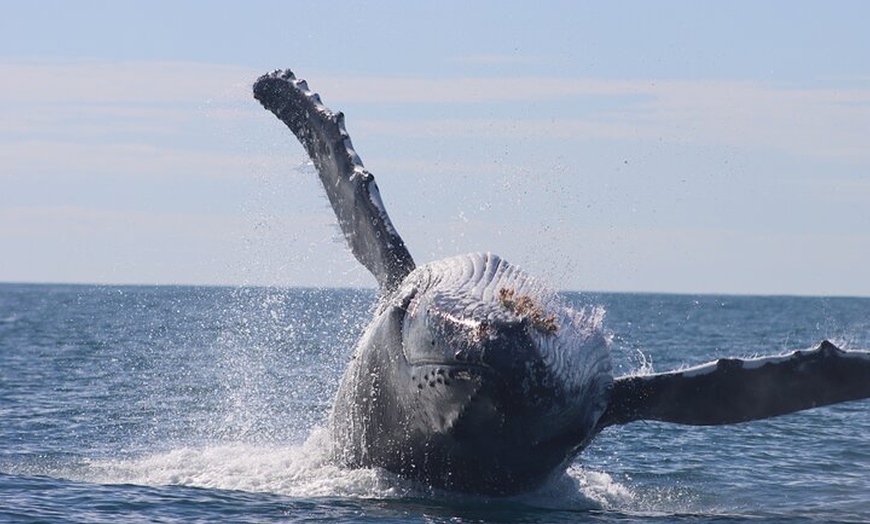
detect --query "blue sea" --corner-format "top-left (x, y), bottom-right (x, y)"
top-left (1, 283), bottom-right (868, 523)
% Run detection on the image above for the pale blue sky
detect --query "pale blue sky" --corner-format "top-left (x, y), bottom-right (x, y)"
top-left (2, 1), bottom-right (868, 295)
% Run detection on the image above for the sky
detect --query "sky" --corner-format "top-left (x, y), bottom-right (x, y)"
top-left (2, 1), bottom-right (869, 296)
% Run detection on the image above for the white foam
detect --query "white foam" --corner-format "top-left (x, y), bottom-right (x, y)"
top-left (516, 465), bottom-right (634, 511)
top-left (77, 428), bottom-right (410, 499)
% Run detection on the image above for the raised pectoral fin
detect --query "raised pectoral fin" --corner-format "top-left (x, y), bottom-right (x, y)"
top-left (598, 341), bottom-right (870, 428)
top-left (253, 70), bottom-right (415, 293)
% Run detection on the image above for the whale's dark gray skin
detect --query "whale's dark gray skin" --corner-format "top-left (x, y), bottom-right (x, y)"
top-left (253, 69), bottom-right (870, 496)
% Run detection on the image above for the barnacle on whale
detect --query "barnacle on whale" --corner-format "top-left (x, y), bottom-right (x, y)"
top-left (498, 287), bottom-right (559, 334)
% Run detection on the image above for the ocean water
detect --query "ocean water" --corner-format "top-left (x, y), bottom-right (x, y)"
top-left (1, 283), bottom-right (868, 523)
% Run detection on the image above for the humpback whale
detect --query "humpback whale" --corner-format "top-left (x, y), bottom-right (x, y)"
top-left (253, 69), bottom-right (870, 496)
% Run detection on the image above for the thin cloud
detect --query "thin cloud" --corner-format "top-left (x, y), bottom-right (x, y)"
top-left (0, 59), bottom-right (256, 104)
top-left (0, 140), bottom-right (285, 179)
top-left (315, 75), bottom-right (647, 103)
top-left (4, 59), bottom-right (867, 164)
top-left (347, 80), bottom-right (870, 163)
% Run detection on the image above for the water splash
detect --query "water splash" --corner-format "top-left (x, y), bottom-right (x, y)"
top-left (74, 443), bottom-right (641, 515)
top-left (519, 465), bottom-right (634, 511)
top-left (76, 427), bottom-right (411, 500)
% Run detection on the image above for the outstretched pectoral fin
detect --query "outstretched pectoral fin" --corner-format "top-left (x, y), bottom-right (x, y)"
top-left (253, 70), bottom-right (415, 293)
top-left (598, 340), bottom-right (870, 428)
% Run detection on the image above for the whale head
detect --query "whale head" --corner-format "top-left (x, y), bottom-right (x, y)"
top-left (332, 252), bottom-right (612, 494)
